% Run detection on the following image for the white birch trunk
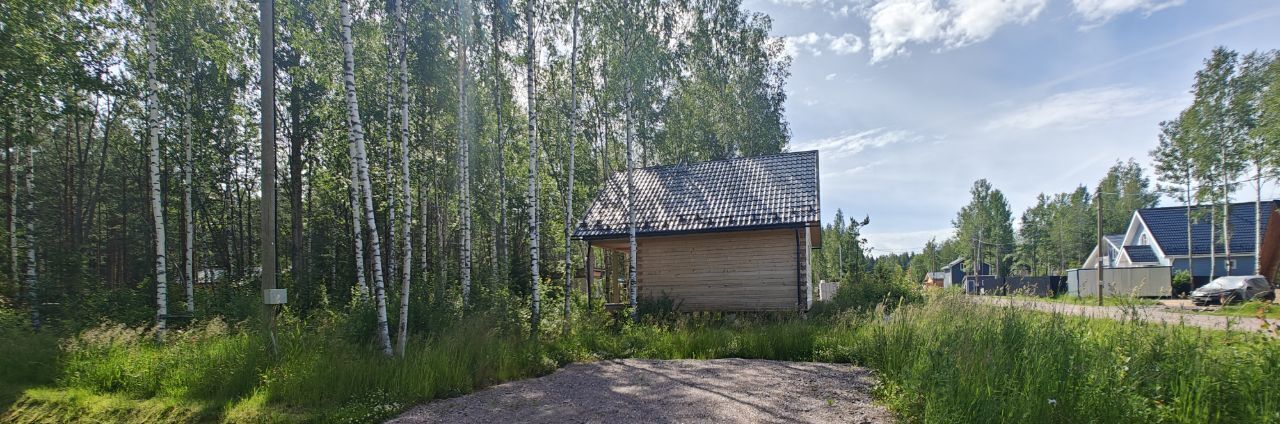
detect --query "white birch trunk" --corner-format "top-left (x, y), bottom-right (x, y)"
top-left (562, 0), bottom-right (580, 323)
top-left (395, 0), bottom-right (413, 357)
top-left (384, 18), bottom-right (399, 286)
top-left (184, 97), bottom-right (195, 314)
top-left (146, 6), bottom-right (169, 336)
top-left (1255, 169), bottom-right (1262, 274)
top-left (625, 87), bottom-right (638, 323)
top-left (458, 0), bottom-right (473, 308)
top-left (341, 0), bottom-right (393, 356)
top-left (24, 147), bottom-right (37, 331)
top-left (349, 141), bottom-right (368, 297)
top-left (526, 0), bottom-right (541, 336)
top-left (1222, 146), bottom-right (1230, 276)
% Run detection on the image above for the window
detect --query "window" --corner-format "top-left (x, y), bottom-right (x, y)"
top-left (1139, 234), bottom-right (1148, 245)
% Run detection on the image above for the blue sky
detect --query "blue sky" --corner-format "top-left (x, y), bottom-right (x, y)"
top-left (743, 0), bottom-right (1280, 255)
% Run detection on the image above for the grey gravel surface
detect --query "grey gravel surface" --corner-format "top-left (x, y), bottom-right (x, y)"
top-left (975, 296), bottom-right (1277, 336)
top-left (387, 358), bottom-right (894, 424)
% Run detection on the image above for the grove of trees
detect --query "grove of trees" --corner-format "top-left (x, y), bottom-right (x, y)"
top-left (0, 0), bottom-right (792, 344)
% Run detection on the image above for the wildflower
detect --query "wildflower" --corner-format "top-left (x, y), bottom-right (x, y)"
top-left (1048, 399), bottom-right (1057, 407)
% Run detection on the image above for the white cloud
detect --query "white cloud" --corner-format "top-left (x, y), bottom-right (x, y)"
top-left (865, 228), bottom-right (956, 254)
top-left (784, 32), bottom-right (865, 58)
top-left (825, 72), bottom-right (839, 80)
top-left (793, 128), bottom-right (922, 159)
top-left (983, 86), bottom-right (1184, 131)
top-left (865, 0), bottom-right (1047, 63)
top-left (1071, 0), bottom-right (1185, 25)
top-left (828, 33), bottom-right (865, 55)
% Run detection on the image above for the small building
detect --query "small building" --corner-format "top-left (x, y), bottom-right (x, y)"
top-left (941, 257), bottom-right (989, 289)
top-left (923, 272), bottom-right (945, 289)
top-left (1083, 200), bottom-right (1280, 284)
top-left (573, 151), bottom-right (821, 311)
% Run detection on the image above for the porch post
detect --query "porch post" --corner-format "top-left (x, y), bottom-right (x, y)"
top-left (586, 241), bottom-right (594, 312)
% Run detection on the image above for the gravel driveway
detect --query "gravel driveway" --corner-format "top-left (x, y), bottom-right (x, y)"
top-left (387, 358), bottom-right (893, 424)
top-left (976, 297), bottom-right (1277, 336)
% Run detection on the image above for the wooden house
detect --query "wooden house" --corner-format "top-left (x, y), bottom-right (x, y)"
top-left (573, 151), bottom-right (821, 311)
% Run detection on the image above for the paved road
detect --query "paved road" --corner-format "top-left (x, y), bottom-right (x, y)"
top-left (388, 359), bottom-right (893, 424)
top-left (974, 297), bottom-right (1277, 336)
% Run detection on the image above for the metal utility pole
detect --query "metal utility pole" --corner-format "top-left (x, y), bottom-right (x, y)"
top-left (259, 0), bottom-right (281, 353)
top-left (1096, 192), bottom-right (1103, 306)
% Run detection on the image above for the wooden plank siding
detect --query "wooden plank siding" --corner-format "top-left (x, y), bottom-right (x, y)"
top-left (635, 228), bottom-right (808, 311)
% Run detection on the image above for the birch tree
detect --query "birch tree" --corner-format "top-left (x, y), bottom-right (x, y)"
top-left (350, 140), bottom-right (368, 297)
top-left (459, 0), bottom-right (473, 308)
top-left (1152, 116), bottom-right (1196, 275)
top-left (562, 0), bottom-right (580, 323)
top-left (526, 0), bottom-right (541, 336)
top-left (395, 0), bottom-right (414, 356)
top-left (145, 2), bottom-right (169, 336)
top-left (6, 124), bottom-right (15, 288)
top-left (340, 0), bottom-right (393, 356)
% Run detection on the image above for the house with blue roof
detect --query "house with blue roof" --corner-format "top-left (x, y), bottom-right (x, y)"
top-left (1083, 200), bottom-right (1280, 284)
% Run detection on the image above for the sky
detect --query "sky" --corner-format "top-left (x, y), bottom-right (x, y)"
top-left (741, 0), bottom-right (1280, 256)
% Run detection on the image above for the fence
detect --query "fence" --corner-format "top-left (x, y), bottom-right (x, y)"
top-left (1066, 266), bottom-right (1173, 298)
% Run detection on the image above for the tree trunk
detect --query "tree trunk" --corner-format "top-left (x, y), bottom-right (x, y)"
top-left (395, 0), bottom-right (414, 357)
top-left (458, 0), bottom-right (473, 308)
top-left (491, 0), bottom-right (507, 293)
top-left (25, 146), bottom-right (37, 331)
top-left (6, 121), bottom-right (15, 290)
top-left (341, 0), bottom-right (393, 356)
top-left (526, 0), bottom-right (541, 337)
top-left (1255, 166), bottom-right (1262, 275)
top-left (146, 5), bottom-right (169, 336)
top-left (1185, 178), bottom-right (1192, 283)
top-left (184, 97), bottom-right (195, 314)
top-left (288, 82), bottom-right (307, 309)
top-left (1222, 145), bottom-right (1230, 276)
top-left (626, 86), bottom-right (638, 323)
top-left (349, 141), bottom-right (368, 297)
top-left (562, 0), bottom-right (580, 324)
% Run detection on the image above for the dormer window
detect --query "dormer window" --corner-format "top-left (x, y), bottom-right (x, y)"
top-left (1140, 234), bottom-right (1148, 245)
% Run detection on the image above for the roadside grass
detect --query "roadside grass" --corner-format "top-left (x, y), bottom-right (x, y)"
top-left (3, 291), bottom-right (1279, 423)
top-left (1024, 294), bottom-right (1160, 307)
top-left (1207, 300), bottom-right (1280, 319)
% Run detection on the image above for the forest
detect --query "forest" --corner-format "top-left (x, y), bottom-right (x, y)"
top-left (0, 0), bottom-right (790, 338)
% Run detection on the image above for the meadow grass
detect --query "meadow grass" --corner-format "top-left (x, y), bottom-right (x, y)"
top-left (1208, 300), bottom-right (1280, 319)
top-left (3, 292), bottom-right (1279, 423)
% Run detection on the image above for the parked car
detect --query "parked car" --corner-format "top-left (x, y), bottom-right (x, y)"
top-left (1190, 275), bottom-right (1276, 306)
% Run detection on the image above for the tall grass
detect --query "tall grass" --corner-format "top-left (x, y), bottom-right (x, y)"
top-left (4, 291), bottom-right (1279, 423)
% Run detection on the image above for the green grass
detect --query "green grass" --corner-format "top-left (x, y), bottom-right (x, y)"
top-left (1206, 300), bottom-right (1280, 319)
top-left (3, 292), bottom-right (1279, 423)
top-left (1016, 294), bottom-right (1160, 307)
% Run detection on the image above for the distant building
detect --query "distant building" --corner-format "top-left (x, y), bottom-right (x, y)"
top-left (923, 272), bottom-right (945, 289)
top-left (1083, 200), bottom-right (1280, 284)
top-left (941, 257), bottom-right (990, 289)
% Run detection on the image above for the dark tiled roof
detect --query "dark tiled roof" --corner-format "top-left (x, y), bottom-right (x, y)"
top-left (1104, 234), bottom-right (1125, 248)
top-left (573, 151), bottom-right (820, 239)
top-left (1124, 245), bottom-right (1158, 263)
top-left (1137, 200), bottom-right (1279, 256)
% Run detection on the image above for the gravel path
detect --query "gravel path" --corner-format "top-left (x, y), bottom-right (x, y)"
top-left (975, 297), bottom-right (1277, 336)
top-left (387, 358), bottom-right (894, 424)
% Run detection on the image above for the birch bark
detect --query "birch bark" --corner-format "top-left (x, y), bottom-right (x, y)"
top-left (395, 0), bottom-right (414, 356)
top-left (146, 4), bottom-right (169, 336)
top-left (341, 0), bottom-right (393, 356)
top-left (526, 0), bottom-right (541, 336)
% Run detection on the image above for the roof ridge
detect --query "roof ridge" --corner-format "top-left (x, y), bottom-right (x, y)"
top-left (612, 150), bottom-right (818, 174)
top-left (1138, 199), bottom-right (1280, 213)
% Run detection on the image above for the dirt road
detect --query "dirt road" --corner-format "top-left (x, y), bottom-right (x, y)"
top-left (387, 358), bottom-right (893, 424)
top-left (975, 297), bottom-right (1277, 336)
